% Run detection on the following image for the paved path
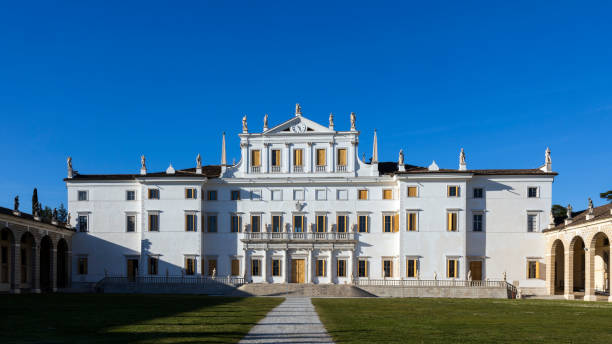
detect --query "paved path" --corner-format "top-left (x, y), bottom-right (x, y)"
top-left (239, 297), bottom-right (334, 344)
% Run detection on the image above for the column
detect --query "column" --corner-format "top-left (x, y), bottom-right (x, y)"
top-left (584, 248), bottom-right (596, 301)
top-left (329, 142), bottom-right (335, 173)
top-left (51, 248), bottom-right (58, 292)
top-left (244, 249), bottom-right (252, 283)
top-left (262, 249), bottom-right (268, 283)
top-left (307, 249), bottom-right (313, 283)
top-left (240, 143), bottom-right (249, 174)
top-left (10, 243), bottom-right (21, 294)
top-left (284, 143), bottom-right (291, 173)
top-left (66, 250), bottom-right (73, 288)
top-left (32, 245), bottom-right (41, 293)
top-left (349, 141), bottom-right (356, 173)
top-left (331, 249), bottom-right (336, 284)
top-left (545, 251), bottom-right (554, 296)
top-left (564, 249), bottom-right (574, 300)
top-left (263, 143), bottom-right (270, 174)
top-left (306, 142), bottom-right (313, 173)
top-left (348, 249), bottom-right (354, 284)
top-left (284, 250), bottom-right (290, 283)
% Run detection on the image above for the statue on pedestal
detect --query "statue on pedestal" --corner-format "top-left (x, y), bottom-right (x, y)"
top-left (350, 112), bottom-right (356, 129)
top-left (13, 196), bottom-right (19, 212)
top-left (242, 115), bottom-right (248, 132)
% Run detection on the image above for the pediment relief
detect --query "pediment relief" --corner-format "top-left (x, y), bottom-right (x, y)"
top-left (264, 116), bottom-right (333, 135)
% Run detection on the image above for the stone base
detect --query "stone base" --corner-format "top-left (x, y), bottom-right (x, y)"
top-left (584, 294), bottom-right (598, 301)
top-left (10, 288), bottom-right (21, 294)
top-left (564, 293), bottom-right (575, 300)
top-left (32, 288), bottom-right (41, 294)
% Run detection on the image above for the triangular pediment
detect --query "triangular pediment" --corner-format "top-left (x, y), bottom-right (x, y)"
top-left (264, 115), bottom-right (334, 135)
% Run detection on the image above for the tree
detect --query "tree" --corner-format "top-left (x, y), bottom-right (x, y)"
top-left (551, 204), bottom-right (567, 223)
top-left (57, 203), bottom-right (68, 223)
top-left (40, 206), bottom-right (53, 222)
top-left (601, 190), bottom-right (612, 203)
top-left (32, 188), bottom-right (39, 215)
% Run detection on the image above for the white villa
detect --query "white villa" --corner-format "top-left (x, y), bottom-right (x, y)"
top-left (66, 104), bottom-right (556, 294)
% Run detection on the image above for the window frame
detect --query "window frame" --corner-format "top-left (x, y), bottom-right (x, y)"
top-left (206, 214), bottom-right (217, 233)
top-left (527, 213), bottom-right (539, 232)
top-left (77, 256), bottom-right (88, 275)
top-left (472, 212), bottom-right (484, 232)
top-left (473, 188), bottom-right (484, 199)
top-left (77, 190), bottom-right (88, 201)
top-left (148, 256), bottom-right (159, 275)
top-left (231, 258), bottom-right (240, 276)
top-left (148, 212), bottom-right (160, 232)
top-left (447, 211), bottom-right (458, 232)
top-left (230, 190), bottom-right (241, 201)
top-left (336, 215), bottom-right (348, 233)
top-left (358, 260), bottom-right (368, 278)
top-left (316, 215), bottom-right (327, 233)
top-left (316, 259), bottom-right (326, 277)
top-left (337, 259), bottom-right (347, 277)
top-left (316, 148), bottom-right (326, 166)
top-left (337, 148), bottom-right (347, 166)
top-left (527, 186), bottom-right (539, 198)
top-left (447, 185), bottom-right (460, 197)
top-left (207, 190), bottom-right (217, 201)
top-left (406, 258), bottom-right (418, 278)
top-left (407, 186), bottom-right (418, 198)
top-left (126, 190), bottom-right (136, 201)
top-left (358, 189), bottom-right (368, 200)
top-left (447, 258), bottom-right (459, 278)
top-left (293, 215), bottom-right (305, 233)
top-left (77, 214), bottom-right (89, 233)
top-left (185, 257), bottom-right (196, 275)
top-left (272, 215), bottom-right (282, 233)
top-left (271, 149), bottom-right (281, 167)
top-left (526, 259), bottom-right (543, 279)
top-left (148, 188), bottom-right (160, 200)
top-left (126, 214), bottom-right (136, 233)
top-left (250, 215), bottom-right (261, 233)
top-left (382, 189), bottom-right (393, 200)
top-left (230, 214), bottom-right (242, 233)
top-left (293, 148), bottom-right (304, 167)
top-left (272, 259), bottom-right (282, 276)
top-left (406, 211), bottom-right (418, 232)
top-left (358, 215), bottom-right (369, 233)
top-left (185, 188), bottom-right (198, 199)
top-left (382, 259), bottom-right (393, 278)
top-left (251, 259), bottom-right (261, 276)
top-left (293, 189), bottom-right (305, 201)
top-left (251, 149), bottom-right (261, 167)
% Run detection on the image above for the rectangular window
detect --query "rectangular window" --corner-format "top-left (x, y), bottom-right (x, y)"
top-left (383, 214), bottom-right (399, 233)
top-left (527, 214), bottom-right (538, 232)
top-left (271, 190), bottom-right (282, 201)
top-left (77, 257), bottom-right (88, 275)
top-left (78, 190), bottom-right (88, 201)
top-left (185, 258), bottom-right (195, 275)
top-left (294, 149), bottom-right (303, 166)
top-left (231, 190), bottom-right (241, 200)
top-left (148, 189), bottom-right (160, 199)
top-left (407, 259), bottom-right (418, 278)
top-left (293, 215), bottom-right (305, 232)
top-left (358, 260), bottom-right (368, 278)
top-left (251, 150), bottom-right (261, 167)
top-left (337, 148), bottom-right (347, 166)
top-left (149, 214), bottom-right (159, 232)
top-left (447, 212), bottom-right (458, 232)
top-left (337, 259), bottom-right (346, 277)
top-left (528, 187), bottom-right (538, 198)
top-left (473, 188), bottom-right (483, 199)
top-left (231, 215), bottom-right (241, 233)
top-left (250, 189), bottom-right (262, 200)
top-left (407, 186), bottom-right (418, 197)
top-left (126, 190), bottom-right (136, 201)
top-left (126, 215), bottom-right (136, 232)
top-left (148, 257), bottom-right (158, 275)
top-left (358, 215), bottom-right (369, 233)
top-left (473, 214), bottom-right (483, 232)
top-left (527, 260), bottom-right (542, 279)
top-left (383, 189), bottom-right (393, 200)
top-left (206, 215), bottom-right (217, 233)
top-left (272, 259), bottom-right (281, 276)
top-left (316, 149), bottom-right (326, 166)
top-left (183, 214), bottom-right (196, 232)
top-left (315, 189), bottom-right (326, 200)
top-left (316, 259), bottom-right (326, 277)
top-left (78, 215), bottom-right (88, 232)
top-left (185, 188), bottom-right (197, 199)
top-left (407, 212), bottom-right (417, 231)
top-left (447, 186), bottom-right (459, 197)
top-left (207, 259), bottom-right (217, 276)
top-left (337, 215), bottom-right (348, 233)
top-left (383, 260), bottom-right (393, 278)
top-left (316, 215), bottom-right (326, 232)
top-left (293, 189), bottom-right (304, 201)
top-left (447, 259), bottom-right (458, 278)
top-left (251, 215), bottom-right (261, 233)
top-left (272, 215), bottom-right (282, 232)
top-left (337, 189), bottom-right (348, 200)
top-left (231, 259), bottom-right (240, 276)
top-left (358, 190), bottom-right (368, 200)
top-left (271, 149), bottom-right (281, 167)
top-left (251, 259), bottom-right (261, 276)
top-left (207, 190), bottom-right (217, 201)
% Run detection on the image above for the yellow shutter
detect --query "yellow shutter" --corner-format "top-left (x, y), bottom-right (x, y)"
top-left (383, 189), bottom-right (392, 200)
top-left (294, 149), bottom-right (303, 166)
top-left (185, 214), bottom-right (188, 231)
top-left (338, 149), bottom-right (347, 166)
top-left (535, 261), bottom-right (540, 279)
top-left (252, 150), bottom-right (261, 166)
top-left (366, 216), bottom-right (369, 232)
top-left (359, 190), bottom-right (368, 200)
top-left (447, 260), bottom-right (450, 277)
top-left (408, 186), bottom-right (417, 197)
top-left (393, 213), bottom-right (399, 232)
top-left (390, 260), bottom-right (394, 277)
top-left (448, 213), bottom-right (457, 231)
top-left (317, 149), bottom-right (326, 165)
top-left (413, 260), bottom-right (418, 277)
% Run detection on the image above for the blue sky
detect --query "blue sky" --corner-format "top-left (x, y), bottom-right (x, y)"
top-left (1, 1), bottom-right (610, 212)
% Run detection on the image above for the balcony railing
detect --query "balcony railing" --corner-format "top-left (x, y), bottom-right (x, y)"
top-left (242, 232), bottom-right (355, 241)
top-left (271, 166), bottom-right (281, 173)
top-left (336, 165), bottom-right (347, 172)
top-left (293, 165), bottom-right (304, 173)
top-left (316, 165), bottom-right (326, 172)
top-left (251, 166), bottom-right (261, 173)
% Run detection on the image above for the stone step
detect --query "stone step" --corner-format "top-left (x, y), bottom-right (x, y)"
top-left (235, 283), bottom-right (375, 297)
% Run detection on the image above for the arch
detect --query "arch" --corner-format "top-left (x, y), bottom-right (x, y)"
top-left (19, 232), bottom-right (36, 289)
top-left (56, 239), bottom-right (69, 289)
top-left (550, 239), bottom-right (565, 295)
top-left (569, 236), bottom-right (586, 294)
top-left (0, 227), bottom-right (15, 292)
top-left (588, 232), bottom-right (610, 297)
top-left (39, 236), bottom-right (53, 292)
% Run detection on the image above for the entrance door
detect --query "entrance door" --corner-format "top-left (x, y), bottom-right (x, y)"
top-left (127, 259), bottom-right (139, 282)
top-left (469, 261), bottom-right (483, 281)
top-left (291, 259), bottom-right (305, 283)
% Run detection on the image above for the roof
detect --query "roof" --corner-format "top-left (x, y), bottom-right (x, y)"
top-left (377, 162), bottom-right (558, 176)
top-left (65, 165), bottom-right (222, 181)
top-left (544, 202), bottom-right (612, 232)
top-left (0, 207), bottom-right (75, 232)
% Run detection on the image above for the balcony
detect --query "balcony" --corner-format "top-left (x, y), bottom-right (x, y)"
top-left (251, 166), bottom-right (261, 173)
top-left (336, 164), bottom-right (347, 172)
top-left (315, 165), bottom-right (326, 172)
top-left (271, 166), bottom-right (281, 173)
top-left (293, 165), bottom-right (304, 173)
top-left (242, 232), bottom-right (355, 242)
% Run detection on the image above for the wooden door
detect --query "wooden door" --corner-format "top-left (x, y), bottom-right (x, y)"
top-left (127, 259), bottom-right (139, 282)
top-left (469, 261), bottom-right (482, 281)
top-left (291, 259), bottom-right (305, 283)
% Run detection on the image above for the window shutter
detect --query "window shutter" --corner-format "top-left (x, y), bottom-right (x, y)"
top-left (447, 260), bottom-right (450, 277)
top-left (447, 213), bottom-right (452, 231)
top-left (366, 216), bottom-right (369, 232)
top-left (393, 214), bottom-right (399, 232)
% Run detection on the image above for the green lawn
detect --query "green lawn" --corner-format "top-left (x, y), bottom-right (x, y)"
top-left (313, 298), bottom-right (612, 344)
top-left (1, 294), bottom-right (282, 344)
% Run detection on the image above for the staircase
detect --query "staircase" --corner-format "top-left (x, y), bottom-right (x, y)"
top-left (235, 283), bottom-right (375, 297)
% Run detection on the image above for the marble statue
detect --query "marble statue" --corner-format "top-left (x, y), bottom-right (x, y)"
top-left (329, 113), bottom-right (334, 128)
top-left (545, 147), bottom-right (552, 165)
top-left (14, 196), bottom-right (19, 212)
top-left (52, 208), bottom-right (58, 221)
top-left (503, 271), bottom-right (507, 281)
top-left (67, 213), bottom-right (71, 225)
top-left (242, 115), bottom-right (248, 132)
top-left (196, 153), bottom-right (202, 168)
top-left (567, 204), bottom-right (573, 219)
top-left (588, 198), bottom-right (594, 214)
top-left (350, 112), bottom-right (356, 129)
top-left (460, 148), bottom-right (466, 165)
top-left (212, 268), bottom-right (217, 279)
top-left (433, 272), bottom-right (437, 280)
top-left (141, 155), bottom-right (146, 169)
top-left (398, 149), bottom-right (404, 165)
top-left (263, 113), bottom-right (268, 129)
top-left (295, 103), bottom-right (302, 116)
top-left (467, 269), bottom-right (472, 281)
top-left (67, 156), bottom-right (72, 170)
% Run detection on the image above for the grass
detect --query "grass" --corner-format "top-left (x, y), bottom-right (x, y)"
top-left (0, 294), bottom-right (282, 344)
top-left (313, 297), bottom-right (612, 344)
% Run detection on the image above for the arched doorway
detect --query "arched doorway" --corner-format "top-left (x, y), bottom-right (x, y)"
top-left (57, 239), bottom-right (69, 289)
top-left (590, 233), bottom-right (610, 296)
top-left (20, 232), bottom-right (35, 290)
top-left (570, 236), bottom-right (585, 293)
top-left (0, 228), bottom-right (15, 292)
top-left (40, 236), bottom-right (53, 291)
top-left (551, 239), bottom-right (564, 295)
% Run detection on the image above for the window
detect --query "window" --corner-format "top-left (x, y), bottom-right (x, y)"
top-left (528, 187), bottom-right (538, 198)
top-left (185, 258), bottom-right (195, 275)
top-left (407, 259), bottom-right (418, 278)
top-left (78, 191), bottom-right (88, 201)
top-left (383, 189), bottom-right (393, 200)
top-left (126, 190), bottom-right (136, 201)
top-left (183, 214), bottom-right (196, 232)
top-left (315, 189), bottom-right (327, 200)
top-left (293, 215), bottom-right (305, 232)
top-left (383, 259), bottom-right (393, 278)
top-left (251, 215), bottom-right (261, 233)
top-left (149, 213), bottom-right (159, 232)
top-left (527, 214), bottom-right (538, 232)
top-left (148, 257), bottom-right (158, 275)
top-left (527, 260), bottom-right (543, 279)
top-left (272, 215), bottom-right (282, 232)
top-left (383, 214), bottom-right (399, 233)
top-left (251, 259), bottom-right (261, 276)
top-left (185, 188), bottom-right (197, 199)
top-left (250, 189), bottom-right (262, 200)
top-left (148, 189), bottom-right (160, 199)
top-left (447, 259), bottom-right (459, 278)
top-left (272, 259), bottom-right (281, 276)
top-left (473, 188), bottom-right (483, 199)
top-left (358, 260), bottom-right (368, 277)
top-left (231, 259), bottom-right (240, 276)
top-left (316, 215), bottom-right (326, 232)
top-left (316, 149), bottom-right (326, 166)
top-left (337, 148), bottom-right (347, 166)
top-left (126, 215), bottom-right (136, 232)
top-left (77, 257), bottom-right (88, 275)
top-left (447, 212), bottom-right (458, 232)
top-left (406, 212), bottom-right (417, 231)
top-left (251, 150), bottom-right (261, 167)
top-left (337, 215), bottom-right (348, 233)
top-left (294, 149), bottom-right (304, 166)
top-left (358, 190), bottom-right (368, 200)
top-left (337, 259), bottom-right (346, 277)
top-left (271, 149), bottom-right (281, 167)
top-left (407, 186), bottom-right (418, 197)
top-left (231, 190), bottom-right (241, 200)
top-left (207, 259), bottom-right (217, 276)
top-left (78, 215), bottom-right (88, 232)
top-left (447, 186), bottom-right (459, 197)
top-left (358, 215), bottom-right (369, 233)
top-left (271, 190), bottom-right (282, 201)
top-left (206, 215), bottom-right (217, 233)
top-left (337, 189), bottom-right (348, 200)
top-left (293, 189), bottom-right (304, 201)
top-left (473, 214), bottom-right (483, 232)
top-left (231, 215), bottom-right (242, 233)
top-left (316, 259), bottom-right (326, 277)
top-left (207, 190), bottom-right (217, 201)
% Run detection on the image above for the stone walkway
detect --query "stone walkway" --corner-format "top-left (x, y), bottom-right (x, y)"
top-left (239, 297), bottom-right (334, 344)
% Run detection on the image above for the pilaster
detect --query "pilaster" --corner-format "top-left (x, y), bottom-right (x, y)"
top-left (51, 248), bottom-right (58, 292)
top-left (11, 243), bottom-right (20, 294)
top-left (584, 249), bottom-right (596, 301)
top-left (564, 249), bottom-right (574, 300)
top-left (32, 245), bottom-right (41, 293)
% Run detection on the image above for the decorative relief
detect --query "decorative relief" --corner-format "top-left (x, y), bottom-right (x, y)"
top-left (290, 122), bottom-right (307, 133)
